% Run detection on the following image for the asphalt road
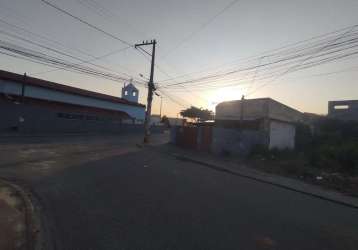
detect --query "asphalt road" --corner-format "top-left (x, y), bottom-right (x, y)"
top-left (1, 134), bottom-right (358, 249)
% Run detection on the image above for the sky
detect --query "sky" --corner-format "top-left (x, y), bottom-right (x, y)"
top-left (1, 0), bottom-right (358, 117)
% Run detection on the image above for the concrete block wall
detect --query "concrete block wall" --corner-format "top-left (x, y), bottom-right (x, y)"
top-left (0, 99), bottom-right (147, 134)
top-left (328, 100), bottom-right (358, 121)
top-left (268, 99), bottom-right (302, 123)
top-left (211, 128), bottom-right (266, 156)
top-left (215, 98), bottom-right (302, 123)
top-left (215, 98), bottom-right (268, 121)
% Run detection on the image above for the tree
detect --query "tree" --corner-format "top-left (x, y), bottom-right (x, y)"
top-left (180, 106), bottom-right (213, 122)
top-left (160, 115), bottom-right (171, 128)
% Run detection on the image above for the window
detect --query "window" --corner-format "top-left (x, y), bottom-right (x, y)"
top-left (124, 90), bottom-right (128, 96)
top-left (132, 91), bottom-right (137, 97)
top-left (57, 113), bottom-right (85, 120)
top-left (57, 113), bottom-right (107, 122)
top-left (334, 105), bottom-right (349, 110)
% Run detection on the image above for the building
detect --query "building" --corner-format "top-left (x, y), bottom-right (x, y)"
top-left (150, 114), bottom-right (162, 126)
top-left (301, 112), bottom-right (324, 134)
top-left (0, 69), bottom-right (146, 133)
top-left (167, 117), bottom-right (186, 126)
top-left (214, 98), bottom-right (302, 152)
top-left (328, 100), bottom-right (358, 121)
top-left (122, 81), bottom-right (139, 103)
top-left (216, 97), bottom-right (302, 123)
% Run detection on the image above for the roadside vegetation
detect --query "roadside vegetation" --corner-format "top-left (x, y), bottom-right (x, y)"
top-left (248, 119), bottom-right (358, 196)
top-left (180, 106), bottom-right (214, 122)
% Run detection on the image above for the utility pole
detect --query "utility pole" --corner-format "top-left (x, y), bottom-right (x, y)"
top-left (135, 40), bottom-right (156, 143)
top-left (155, 92), bottom-right (163, 118)
top-left (159, 95), bottom-right (163, 118)
top-left (240, 94), bottom-right (245, 122)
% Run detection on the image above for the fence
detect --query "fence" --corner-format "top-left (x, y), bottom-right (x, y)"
top-left (171, 125), bottom-right (213, 152)
top-left (171, 125), bottom-right (266, 155)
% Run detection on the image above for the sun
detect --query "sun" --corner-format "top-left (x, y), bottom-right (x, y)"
top-left (207, 87), bottom-right (244, 110)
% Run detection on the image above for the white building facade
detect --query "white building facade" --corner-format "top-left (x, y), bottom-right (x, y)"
top-left (215, 98), bottom-right (302, 150)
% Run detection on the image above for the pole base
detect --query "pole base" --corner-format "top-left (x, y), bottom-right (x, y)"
top-left (143, 136), bottom-right (149, 143)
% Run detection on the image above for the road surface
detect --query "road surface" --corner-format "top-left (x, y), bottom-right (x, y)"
top-left (0, 134), bottom-right (357, 249)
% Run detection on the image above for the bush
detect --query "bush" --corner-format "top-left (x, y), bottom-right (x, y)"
top-left (309, 142), bottom-right (358, 174)
top-left (249, 144), bottom-right (297, 160)
top-left (295, 122), bottom-right (313, 152)
top-left (295, 119), bottom-right (358, 176)
top-left (249, 144), bottom-right (271, 159)
top-left (248, 119), bottom-right (358, 176)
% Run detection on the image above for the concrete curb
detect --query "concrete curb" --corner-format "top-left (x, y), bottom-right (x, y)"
top-left (173, 154), bottom-right (358, 210)
top-left (0, 178), bottom-right (38, 250)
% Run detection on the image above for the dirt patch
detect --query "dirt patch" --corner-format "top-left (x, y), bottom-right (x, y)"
top-left (247, 157), bottom-right (358, 198)
top-left (0, 181), bottom-right (27, 250)
top-left (255, 236), bottom-right (277, 250)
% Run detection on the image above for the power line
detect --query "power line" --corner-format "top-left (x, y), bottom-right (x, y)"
top-left (31, 46), bottom-right (132, 76)
top-left (0, 17), bottom-right (94, 60)
top-left (0, 29), bottom-right (133, 78)
top-left (161, 0), bottom-right (241, 59)
top-left (0, 39), bottom-right (146, 85)
top-left (0, 18), bottom-right (141, 79)
top-left (75, 0), bottom-right (148, 38)
top-left (160, 27), bottom-right (358, 88)
top-left (40, 0), bottom-right (134, 47)
top-left (136, 46), bottom-right (199, 108)
top-left (180, 42), bottom-right (358, 90)
top-left (39, 0), bottom-right (232, 103)
top-left (39, 0), bottom-right (157, 79)
top-left (270, 25), bottom-right (358, 82)
top-left (157, 89), bottom-right (188, 108)
top-left (246, 53), bottom-right (358, 97)
top-left (158, 24), bottom-right (358, 84)
top-left (246, 56), bottom-right (264, 94)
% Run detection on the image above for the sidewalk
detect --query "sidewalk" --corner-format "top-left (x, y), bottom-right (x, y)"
top-left (0, 179), bottom-right (36, 250)
top-left (163, 145), bottom-right (358, 209)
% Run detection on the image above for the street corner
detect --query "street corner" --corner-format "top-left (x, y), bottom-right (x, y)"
top-left (0, 179), bottom-right (38, 250)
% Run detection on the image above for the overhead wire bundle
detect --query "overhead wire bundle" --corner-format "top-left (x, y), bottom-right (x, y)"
top-left (1, 0), bottom-right (358, 109)
top-left (158, 24), bottom-right (358, 94)
top-left (0, 39), bottom-right (145, 85)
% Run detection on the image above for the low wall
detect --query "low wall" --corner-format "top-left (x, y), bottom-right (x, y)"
top-left (170, 126), bottom-right (212, 151)
top-left (171, 126), bottom-right (198, 149)
top-left (211, 128), bottom-right (266, 156)
top-left (171, 126), bottom-right (266, 155)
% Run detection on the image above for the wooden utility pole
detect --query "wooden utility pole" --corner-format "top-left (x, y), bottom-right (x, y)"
top-left (240, 94), bottom-right (245, 122)
top-left (159, 95), bottom-right (163, 118)
top-left (155, 92), bottom-right (163, 118)
top-left (135, 40), bottom-right (156, 143)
